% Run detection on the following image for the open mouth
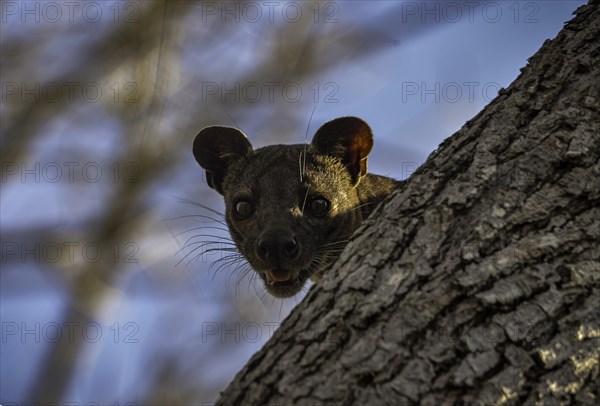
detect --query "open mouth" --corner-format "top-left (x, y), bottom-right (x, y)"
top-left (261, 268), bottom-right (309, 297)
top-left (264, 268), bottom-right (293, 285)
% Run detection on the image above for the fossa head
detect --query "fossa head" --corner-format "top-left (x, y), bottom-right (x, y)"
top-left (193, 117), bottom-right (376, 297)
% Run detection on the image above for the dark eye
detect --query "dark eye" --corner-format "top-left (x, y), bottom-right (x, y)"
top-left (307, 196), bottom-right (330, 217)
top-left (233, 200), bottom-right (254, 219)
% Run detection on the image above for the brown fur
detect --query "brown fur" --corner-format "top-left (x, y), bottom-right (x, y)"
top-left (193, 117), bottom-right (399, 297)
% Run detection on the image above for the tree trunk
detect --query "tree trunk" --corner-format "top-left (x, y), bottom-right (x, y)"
top-left (218, 2), bottom-right (600, 405)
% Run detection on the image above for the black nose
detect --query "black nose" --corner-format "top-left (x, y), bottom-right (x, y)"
top-left (257, 229), bottom-right (299, 263)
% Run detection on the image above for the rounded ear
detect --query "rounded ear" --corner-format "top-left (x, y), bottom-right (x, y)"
top-left (193, 126), bottom-right (253, 194)
top-left (311, 117), bottom-right (374, 185)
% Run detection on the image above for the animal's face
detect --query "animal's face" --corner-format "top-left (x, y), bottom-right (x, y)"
top-left (220, 145), bottom-right (363, 297)
top-left (193, 117), bottom-right (373, 297)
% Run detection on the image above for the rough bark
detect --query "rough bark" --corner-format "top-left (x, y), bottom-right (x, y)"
top-left (218, 2), bottom-right (600, 405)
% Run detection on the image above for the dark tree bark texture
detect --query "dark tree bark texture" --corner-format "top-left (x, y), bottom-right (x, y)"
top-left (218, 2), bottom-right (600, 405)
